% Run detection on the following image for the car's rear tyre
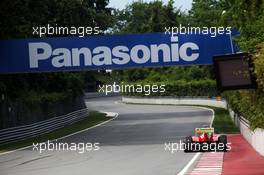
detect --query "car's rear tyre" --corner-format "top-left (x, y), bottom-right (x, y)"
top-left (184, 136), bottom-right (193, 152)
top-left (218, 135), bottom-right (227, 151)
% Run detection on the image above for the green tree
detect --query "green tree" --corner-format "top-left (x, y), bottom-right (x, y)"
top-left (0, 0), bottom-right (114, 101)
top-left (188, 0), bottom-right (223, 26)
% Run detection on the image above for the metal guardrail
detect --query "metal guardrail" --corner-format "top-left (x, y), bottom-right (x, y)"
top-left (0, 108), bottom-right (89, 145)
top-left (238, 114), bottom-right (250, 127)
top-left (228, 106), bottom-right (250, 128)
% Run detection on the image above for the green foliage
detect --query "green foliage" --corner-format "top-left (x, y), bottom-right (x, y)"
top-left (0, 0), bottom-right (113, 104)
top-left (0, 72), bottom-right (84, 100)
top-left (223, 43), bottom-right (264, 129)
top-left (223, 90), bottom-right (264, 130)
top-left (220, 0), bottom-right (264, 52)
top-left (219, 0), bottom-right (264, 129)
top-left (115, 65), bottom-right (214, 82)
top-left (255, 43), bottom-right (264, 91)
top-left (111, 0), bottom-right (181, 34)
top-left (22, 91), bottom-right (66, 103)
top-left (123, 79), bottom-right (216, 97)
top-left (188, 0), bottom-right (223, 27)
top-left (0, 0), bottom-right (113, 39)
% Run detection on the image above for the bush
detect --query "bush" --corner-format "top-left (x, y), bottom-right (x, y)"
top-left (223, 43), bottom-right (264, 130)
top-left (122, 79), bottom-right (217, 97)
top-left (255, 43), bottom-right (264, 91)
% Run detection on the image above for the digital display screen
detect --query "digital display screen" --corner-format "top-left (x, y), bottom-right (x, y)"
top-left (213, 53), bottom-right (257, 91)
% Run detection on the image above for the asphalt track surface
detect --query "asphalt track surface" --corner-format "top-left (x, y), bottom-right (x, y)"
top-left (0, 96), bottom-right (213, 175)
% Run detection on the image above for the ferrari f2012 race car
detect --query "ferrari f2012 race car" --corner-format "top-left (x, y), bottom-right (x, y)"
top-left (184, 128), bottom-right (228, 152)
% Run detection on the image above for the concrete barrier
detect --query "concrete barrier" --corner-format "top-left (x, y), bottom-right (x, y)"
top-left (122, 96), bottom-right (227, 109)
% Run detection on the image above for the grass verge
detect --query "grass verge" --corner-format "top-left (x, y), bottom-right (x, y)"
top-left (211, 107), bottom-right (239, 134)
top-left (0, 111), bottom-right (111, 153)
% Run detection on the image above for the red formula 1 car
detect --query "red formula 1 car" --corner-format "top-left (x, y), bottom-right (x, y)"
top-left (184, 128), bottom-right (227, 152)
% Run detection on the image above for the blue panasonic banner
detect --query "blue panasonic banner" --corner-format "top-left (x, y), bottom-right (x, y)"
top-left (0, 33), bottom-right (234, 74)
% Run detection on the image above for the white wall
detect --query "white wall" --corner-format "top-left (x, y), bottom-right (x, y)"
top-left (229, 108), bottom-right (264, 156)
top-left (122, 96), bottom-right (227, 109)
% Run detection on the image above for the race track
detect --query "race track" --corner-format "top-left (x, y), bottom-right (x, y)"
top-left (0, 96), bottom-right (213, 175)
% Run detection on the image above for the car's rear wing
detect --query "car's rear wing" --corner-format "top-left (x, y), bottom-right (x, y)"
top-left (195, 128), bottom-right (214, 134)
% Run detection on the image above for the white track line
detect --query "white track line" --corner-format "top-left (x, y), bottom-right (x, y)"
top-left (186, 107), bottom-right (223, 175)
top-left (177, 106), bottom-right (215, 175)
top-left (121, 101), bottom-right (216, 175)
top-left (0, 111), bottom-right (119, 156)
top-left (177, 152), bottom-right (201, 175)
